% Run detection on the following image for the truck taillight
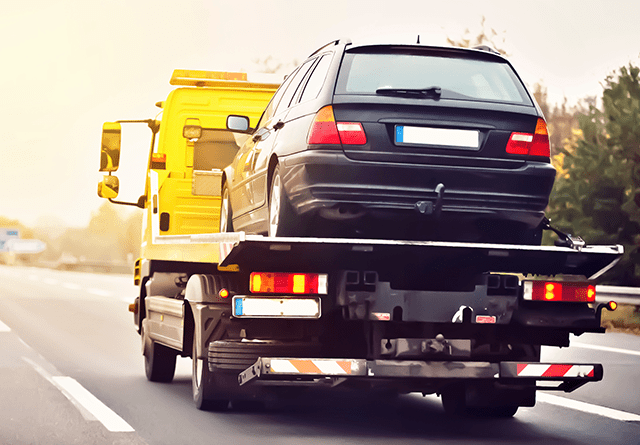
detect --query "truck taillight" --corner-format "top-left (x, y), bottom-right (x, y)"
top-left (506, 118), bottom-right (550, 158)
top-left (307, 106), bottom-right (366, 145)
top-left (522, 281), bottom-right (596, 303)
top-left (250, 272), bottom-right (328, 295)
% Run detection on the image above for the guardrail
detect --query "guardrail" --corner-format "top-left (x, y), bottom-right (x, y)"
top-left (596, 285), bottom-right (640, 306)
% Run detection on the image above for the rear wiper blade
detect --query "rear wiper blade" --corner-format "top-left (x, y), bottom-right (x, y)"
top-left (375, 86), bottom-right (442, 99)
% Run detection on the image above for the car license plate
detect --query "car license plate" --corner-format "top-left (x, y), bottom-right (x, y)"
top-left (395, 126), bottom-right (479, 149)
top-left (233, 296), bottom-right (321, 318)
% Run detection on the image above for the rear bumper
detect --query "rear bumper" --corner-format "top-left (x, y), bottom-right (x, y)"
top-left (238, 357), bottom-right (602, 393)
top-left (281, 150), bottom-right (555, 230)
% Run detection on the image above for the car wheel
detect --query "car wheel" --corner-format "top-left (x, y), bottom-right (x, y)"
top-left (192, 335), bottom-right (229, 411)
top-left (142, 322), bottom-right (177, 383)
top-left (220, 183), bottom-right (233, 233)
top-left (268, 165), bottom-right (301, 237)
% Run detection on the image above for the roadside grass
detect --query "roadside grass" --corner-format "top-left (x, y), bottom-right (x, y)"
top-left (601, 304), bottom-right (640, 336)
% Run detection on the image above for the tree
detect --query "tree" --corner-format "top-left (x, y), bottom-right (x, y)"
top-left (546, 64), bottom-right (640, 285)
top-left (446, 16), bottom-right (508, 56)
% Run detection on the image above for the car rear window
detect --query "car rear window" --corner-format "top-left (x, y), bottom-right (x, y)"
top-left (335, 50), bottom-right (532, 106)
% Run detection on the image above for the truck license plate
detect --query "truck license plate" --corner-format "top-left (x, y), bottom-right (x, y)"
top-left (233, 296), bottom-right (321, 318)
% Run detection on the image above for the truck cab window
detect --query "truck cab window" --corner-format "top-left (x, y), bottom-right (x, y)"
top-left (193, 129), bottom-right (242, 171)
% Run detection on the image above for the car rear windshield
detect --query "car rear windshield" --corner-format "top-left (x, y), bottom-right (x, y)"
top-left (335, 49), bottom-right (532, 106)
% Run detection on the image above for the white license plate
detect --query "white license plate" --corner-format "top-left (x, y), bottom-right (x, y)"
top-left (396, 126), bottom-right (479, 149)
top-left (233, 296), bottom-right (321, 318)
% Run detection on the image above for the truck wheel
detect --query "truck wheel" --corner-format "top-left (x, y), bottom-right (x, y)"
top-left (441, 384), bottom-right (519, 418)
top-left (209, 339), bottom-right (319, 371)
top-left (220, 183), bottom-right (233, 233)
top-left (192, 337), bottom-right (229, 411)
top-left (268, 165), bottom-right (301, 237)
top-left (142, 324), bottom-right (177, 383)
top-left (441, 384), bottom-right (467, 416)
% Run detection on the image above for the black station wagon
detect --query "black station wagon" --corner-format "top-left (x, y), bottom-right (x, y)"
top-left (222, 38), bottom-right (555, 244)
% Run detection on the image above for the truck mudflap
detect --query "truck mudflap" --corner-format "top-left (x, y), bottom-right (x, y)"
top-left (237, 357), bottom-right (603, 392)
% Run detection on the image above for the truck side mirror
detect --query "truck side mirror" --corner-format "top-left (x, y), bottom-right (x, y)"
top-left (227, 115), bottom-right (251, 133)
top-left (100, 122), bottom-right (122, 172)
top-left (97, 175), bottom-right (119, 199)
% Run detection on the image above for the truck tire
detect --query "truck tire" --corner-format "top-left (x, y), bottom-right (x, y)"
top-left (142, 324), bottom-right (177, 383)
top-left (192, 336), bottom-right (229, 411)
top-left (441, 383), bottom-right (519, 418)
top-left (209, 339), bottom-right (320, 371)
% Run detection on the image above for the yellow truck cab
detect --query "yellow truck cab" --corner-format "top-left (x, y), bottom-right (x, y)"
top-left (99, 70), bottom-right (279, 265)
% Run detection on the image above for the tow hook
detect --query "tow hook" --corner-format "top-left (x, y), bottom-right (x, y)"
top-left (415, 183), bottom-right (445, 217)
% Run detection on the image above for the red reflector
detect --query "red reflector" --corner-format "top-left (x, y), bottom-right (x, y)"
top-left (506, 118), bottom-right (550, 157)
top-left (523, 281), bottom-right (596, 302)
top-left (476, 315), bottom-right (497, 324)
top-left (307, 106), bottom-right (341, 145)
top-left (152, 153), bottom-right (166, 163)
top-left (250, 272), bottom-right (327, 294)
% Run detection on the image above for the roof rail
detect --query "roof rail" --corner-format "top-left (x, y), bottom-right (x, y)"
top-left (472, 45), bottom-right (502, 55)
top-left (308, 38), bottom-right (351, 57)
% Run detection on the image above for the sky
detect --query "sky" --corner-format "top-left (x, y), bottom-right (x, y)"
top-left (1, 0), bottom-right (639, 229)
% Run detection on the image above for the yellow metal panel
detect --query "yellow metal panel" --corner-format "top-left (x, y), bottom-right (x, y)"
top-left (139, 80), bottom-right (277, 266)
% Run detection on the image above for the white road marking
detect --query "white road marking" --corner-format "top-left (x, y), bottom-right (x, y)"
top-left (52, 376), bottom-right (135, 432)
top-left (571, 342), bottom-right (640, 357)
top-left (62, 283), bottom-right (82, 290)
top-left (23, 357), bottom-right (134, 432)
top-left (0, 319), bottom-right (11, 332)
top-left (418, 392), bottom-right (640, 423)
top-left (88, 288), bottom-right (113, 297)
top-left (537, 393), bottom-right (640, 422)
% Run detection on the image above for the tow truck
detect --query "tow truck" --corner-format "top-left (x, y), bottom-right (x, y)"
top-left (97, 69), bottom-right (622, 416)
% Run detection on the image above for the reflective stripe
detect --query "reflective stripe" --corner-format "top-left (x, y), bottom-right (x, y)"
top-left (516, 363), bottom-right (595, 378)
top-left (269, 359), bottom-right (352, 375)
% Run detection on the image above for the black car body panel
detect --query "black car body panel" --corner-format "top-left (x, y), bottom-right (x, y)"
top-left (223, 40), bottom-right (555, 243)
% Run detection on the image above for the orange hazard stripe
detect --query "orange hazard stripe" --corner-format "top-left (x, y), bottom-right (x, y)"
top-left (290, 359), bottom-right (322, 374)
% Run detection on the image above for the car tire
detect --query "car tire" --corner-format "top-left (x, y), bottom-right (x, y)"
top-left (268, 165), bottom-right (302, 237)
top-left (142, 322), bottom-right (177, 383)
top-left (192, 335), bottom-right (229, 411)
top-left (220, 183), bottom-right (233, 233)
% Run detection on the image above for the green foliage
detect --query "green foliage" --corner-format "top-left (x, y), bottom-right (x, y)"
top-left (546, 64), bottom-right (640, 285)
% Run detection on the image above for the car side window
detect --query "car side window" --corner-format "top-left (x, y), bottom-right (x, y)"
top-left (298, 54), bottom-right (332, 103)
top-left (274, 58), bottom-right (316, 116)
top-left (256, 69), bottom-right (298, 129)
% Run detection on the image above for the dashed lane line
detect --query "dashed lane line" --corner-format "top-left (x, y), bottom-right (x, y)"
top-left (0, 319), bottom-right (11, 332)
top-left (537, 392), bottom-right (640, 422)
top-left (570, 342), bottom-right (640, 357)
top-left (420, 391), bottom-right (640, 422)
top-left (23, 356), bottom-right (134, 432)
top-left (87, 288), bottom-right (113, 297)
top-left (62, 282), bottom-right (82, 290)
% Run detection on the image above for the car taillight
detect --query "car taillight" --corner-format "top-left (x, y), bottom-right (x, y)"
top-left (307, 106), bottom-right (366, 145)
top-left (250, 272), bottom-right (328, 295)
top-left (506, 118), bottom-right (550, 157)
top-left (522, 280), bottom-right (596, 303)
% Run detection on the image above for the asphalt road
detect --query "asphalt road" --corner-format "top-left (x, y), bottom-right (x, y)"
top-left (0, 264), bottom-right (639, 445)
